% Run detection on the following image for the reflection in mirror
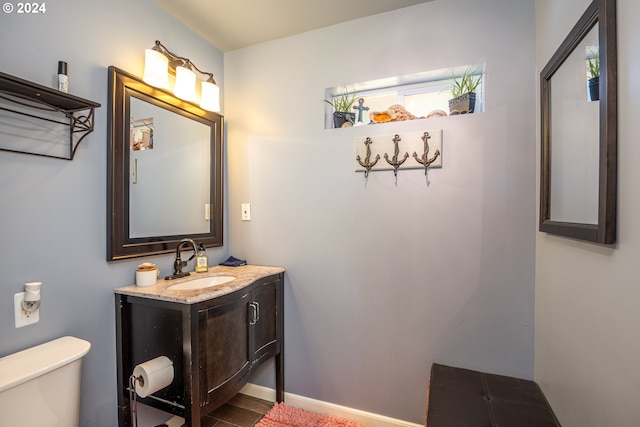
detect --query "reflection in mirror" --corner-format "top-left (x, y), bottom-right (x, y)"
top-left (539, 0), bottom-right (617, 244)
top-left (129, 97), bottom-right (211, 238)
top-left (549, 23), bottom-right (599, 224)
top-left (108, 66), bottom-right (223, 260)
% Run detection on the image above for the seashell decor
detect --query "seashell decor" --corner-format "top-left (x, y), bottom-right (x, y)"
top-left (370, 104), bottom-right (419, 123)
top-left (427, 109), bottom-right (448, 118)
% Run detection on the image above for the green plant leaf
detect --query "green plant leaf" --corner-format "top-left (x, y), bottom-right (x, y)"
top-left (451, 65), bottom-right (482, 98)
top-left (324, 85), bottom-right (357, 112)
top-left (586, 47), bottom-right (599, 78)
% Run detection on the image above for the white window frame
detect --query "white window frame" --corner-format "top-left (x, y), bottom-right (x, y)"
top-left (324, 64), bottom-right (484, 129)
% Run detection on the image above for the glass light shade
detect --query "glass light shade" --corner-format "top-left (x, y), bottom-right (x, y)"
top-left (200, 80), bottom-right (220, 112)
top-left (174, 66), bottom-right (197, 102)
top-left (143, 49), bottom-right (169, 89)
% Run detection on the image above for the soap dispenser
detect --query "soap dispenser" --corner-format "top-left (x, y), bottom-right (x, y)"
top-left (195, 243), bottom-right (208, 273)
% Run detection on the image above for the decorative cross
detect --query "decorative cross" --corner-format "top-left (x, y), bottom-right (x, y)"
top-left (352, 98), bottom-right (369, 123)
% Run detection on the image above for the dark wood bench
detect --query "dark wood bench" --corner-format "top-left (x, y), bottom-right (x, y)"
top-left (426, 363), bottom-right (561, 427)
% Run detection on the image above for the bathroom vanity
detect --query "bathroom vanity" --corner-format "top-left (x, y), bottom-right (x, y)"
top-left (114, 265), bottom-right (284, 427)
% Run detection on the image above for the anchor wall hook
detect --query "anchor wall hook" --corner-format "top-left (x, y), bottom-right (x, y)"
top-left (356, 137), bottom-right (380, 178)
top-left (383, 134), bottom-right (409, 177)
top-left (412, 131), bottom-right (441, 175)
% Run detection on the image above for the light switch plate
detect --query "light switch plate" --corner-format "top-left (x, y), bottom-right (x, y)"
top-left (14, 292), bottom-right (39, 328)
top-left (241, 203), bottom-right (251, 221)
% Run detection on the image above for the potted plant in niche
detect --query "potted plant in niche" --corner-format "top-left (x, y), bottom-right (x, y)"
top-left (587, 47), bottom-right (599, 101)
top-left (448, 66), bottom-right (482, 114)
top-left (324, 85), bottom-right (357, 128)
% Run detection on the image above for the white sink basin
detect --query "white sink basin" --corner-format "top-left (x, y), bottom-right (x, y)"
top-left (167, 275), bottom-right (236, 291)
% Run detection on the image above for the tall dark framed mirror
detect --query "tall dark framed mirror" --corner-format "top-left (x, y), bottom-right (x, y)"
top-left (107, 66), bottom-right (223, 260)
top-left (540, 0), bottom-right (617, 244)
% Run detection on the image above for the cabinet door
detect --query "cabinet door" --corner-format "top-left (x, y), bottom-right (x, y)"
top-left (251, 279), bottom-right (280, 364)
top-left (199, 291), bottom-right (251, 406)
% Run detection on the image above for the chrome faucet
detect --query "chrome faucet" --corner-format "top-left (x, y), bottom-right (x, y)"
top-left (165, 238), bottom-right (198, 280)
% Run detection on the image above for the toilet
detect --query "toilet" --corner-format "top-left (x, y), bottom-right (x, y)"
top-left (0, 336), bottom-right (91, 427)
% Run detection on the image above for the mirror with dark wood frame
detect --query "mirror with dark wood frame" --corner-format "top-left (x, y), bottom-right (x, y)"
top-left (107, 66), bottom-right (223, 260)
top-left (540, 0), bottom-right (617, 244)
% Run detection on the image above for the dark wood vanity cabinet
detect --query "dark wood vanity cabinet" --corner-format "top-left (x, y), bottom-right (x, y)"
top-left (115, 272), bottom-right (284, 427)
top-left (198, 279), bottom-right (282, 408)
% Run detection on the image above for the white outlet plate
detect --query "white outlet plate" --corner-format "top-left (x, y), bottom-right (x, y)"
top-left (14, 292), bottom-right (39, 328)
top-left (241, 203), bottom-right (251, 221)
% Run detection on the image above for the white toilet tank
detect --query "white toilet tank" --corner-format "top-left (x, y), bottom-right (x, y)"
top-left (0, 336), bottom-right (91, 427)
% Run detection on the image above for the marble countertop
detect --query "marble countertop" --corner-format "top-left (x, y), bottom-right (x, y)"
top-left (114, 264), bottom-right (284, 304)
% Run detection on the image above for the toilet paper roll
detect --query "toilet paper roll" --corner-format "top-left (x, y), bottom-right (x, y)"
top-left (132, 356), bottom-right (174, 398)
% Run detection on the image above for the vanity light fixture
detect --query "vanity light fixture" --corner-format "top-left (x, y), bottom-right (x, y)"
top-left (200, 76), bottom-right (221, 112)
top-left (173, 63), bottom-right (197, 102)
top-left (143, 40), bottom-right (220, 112)
top-left (143, 47), bottom-right (169, 89)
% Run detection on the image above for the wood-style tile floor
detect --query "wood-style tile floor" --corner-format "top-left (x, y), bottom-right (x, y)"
top-left (200, 394), bottom-right (275, 427)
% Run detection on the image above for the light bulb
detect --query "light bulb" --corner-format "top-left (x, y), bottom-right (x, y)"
top-left (143, 49), bottom-right (169, 89)
top-left (200, 80), bottom-right (220, 112)
top-left (174, 65), bottom-right (197, 102)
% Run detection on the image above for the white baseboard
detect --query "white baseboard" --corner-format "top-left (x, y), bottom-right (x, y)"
top-left (239, 383), bottom-right (423, 427)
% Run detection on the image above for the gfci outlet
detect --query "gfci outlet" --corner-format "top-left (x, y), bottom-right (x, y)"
top-left (14, 292), bottom-right (39, 328)
top-left (241, 203), bottom-right (251, 221)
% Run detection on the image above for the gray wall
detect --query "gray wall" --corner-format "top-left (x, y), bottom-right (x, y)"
top-left (0, 1), bottom-right (225, 426)
top-left (0, 0), bottom-right (537, 425)
top-left (535, 0), bottom-right (640, 425)
top-left (225, 0), bottom-right (536, 423)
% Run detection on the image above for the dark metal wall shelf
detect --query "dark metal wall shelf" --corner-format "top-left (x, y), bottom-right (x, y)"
top-left (0, 71), bottom-right (101, 160)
